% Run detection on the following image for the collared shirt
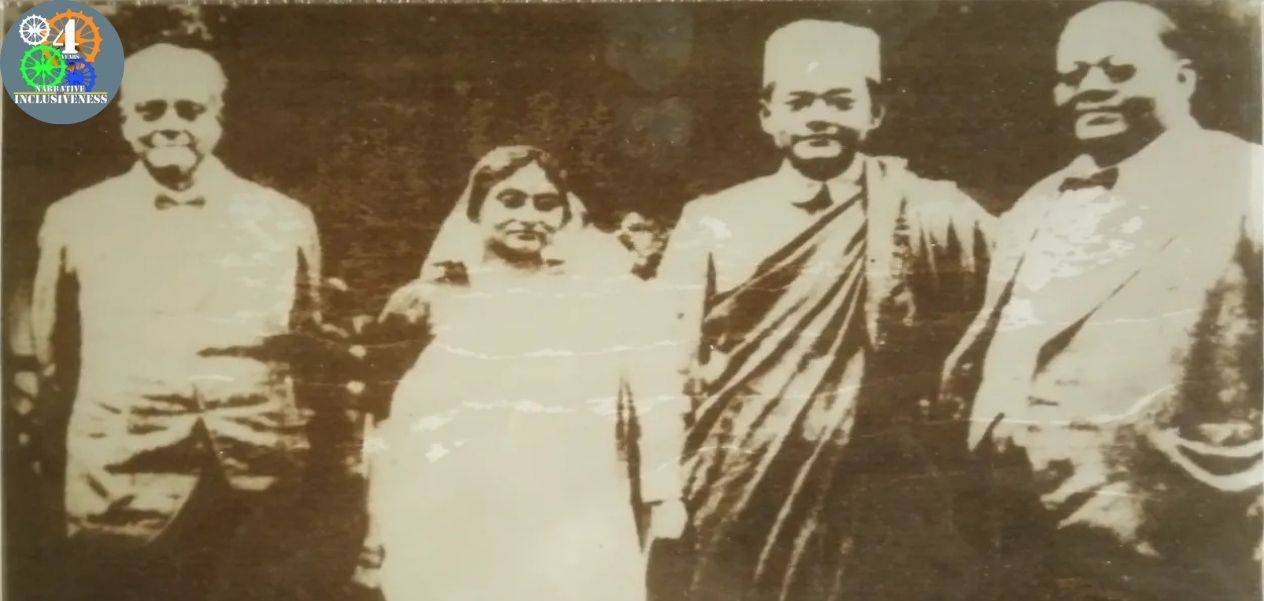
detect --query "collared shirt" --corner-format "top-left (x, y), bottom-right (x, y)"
top-left (656, 155), bottom-right (869, 297)
top-left (697, 158), bottom-right (866, 294)
top-left (999, 160), bottom-right (1130, 327)
top-left (650, 156), bottom-right (871, 395)
top-left (975, 121), bottom-right (1200, 443)
top-left (769, 156), bottom-right (865, 211)
top-left (41, 157), bottom-right (317, 395)
top-left (997, 122), bottom-right (1195, 333)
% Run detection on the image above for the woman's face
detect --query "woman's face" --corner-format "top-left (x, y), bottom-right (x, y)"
top-left (478, 162), bottom-right (568, 260)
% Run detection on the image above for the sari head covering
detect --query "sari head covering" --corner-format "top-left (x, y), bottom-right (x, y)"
top-left (420, 145), bottom-right (630, 283)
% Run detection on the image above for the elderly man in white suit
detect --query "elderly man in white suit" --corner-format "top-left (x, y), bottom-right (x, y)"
top-left (31, 43), bottom-right (323, 601)
top-left (941, 3), bottom-right (1262, 600)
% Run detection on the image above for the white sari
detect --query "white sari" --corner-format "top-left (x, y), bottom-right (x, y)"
top-left (365, 148), bottom-right (682, 601)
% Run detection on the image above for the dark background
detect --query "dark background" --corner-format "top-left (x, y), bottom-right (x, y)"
top-left (3, 1), bottom-right (1260, 311)
top-left (2, 1), bottom-right (1260, 599)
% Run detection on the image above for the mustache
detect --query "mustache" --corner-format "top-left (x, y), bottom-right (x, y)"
top-left (140, 132), bottom-right (195, 147)
top-left (790, 129), bottom-right (859, 145)
top-left (501, 224), bottom-right (553, 236)
top-left (1064, 95), bottom-right (1155, 120)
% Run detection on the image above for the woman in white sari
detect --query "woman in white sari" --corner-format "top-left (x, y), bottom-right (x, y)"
top-left (362, 146), bottom-right (687, 601)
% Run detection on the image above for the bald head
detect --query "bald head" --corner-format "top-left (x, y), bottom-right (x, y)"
top-left (120, 44), bottom-right (227, 189)
top-left (1054, 1), bottom-right (1196, 159)
top-left (122, 43), bottom-right (226, 107)
top-left (1058, 2), bottom-right (1185, 71)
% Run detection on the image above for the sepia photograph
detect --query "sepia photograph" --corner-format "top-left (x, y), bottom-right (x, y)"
top-left (1, 1), bottom-right (1260, 600)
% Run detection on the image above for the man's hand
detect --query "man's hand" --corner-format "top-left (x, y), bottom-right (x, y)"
top-left (24, 362), bottom-right (59, 414)
top-left (379, 280), bottom-right (430, 326)
top-left (351, 541), bottom-right (384, 591)
top-left (648, 499), bottom-right (688, 540)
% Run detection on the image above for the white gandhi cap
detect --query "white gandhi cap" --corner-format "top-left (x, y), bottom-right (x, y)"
top-left (763, 19), bottom-right (882, 89)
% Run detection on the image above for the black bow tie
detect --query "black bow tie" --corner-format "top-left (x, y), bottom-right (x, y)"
top-left (155, 193), bottom-right (206, 210)
top-left (795, 185), bottom-right (833, 214)
top-left (1059, 167), bottom-right (1119, 192)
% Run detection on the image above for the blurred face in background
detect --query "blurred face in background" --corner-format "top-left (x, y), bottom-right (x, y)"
top-left (1055, 2), bottom-right (1194, 158)
top-left (475, 162), bottom-right (569, 262)
top-left (618, 211), bottom-right (666, 267)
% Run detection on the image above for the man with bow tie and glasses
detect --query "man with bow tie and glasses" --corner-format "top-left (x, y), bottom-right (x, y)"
top-left (649, 19), bottom-right (992, 601)
top-left (30, 43), bottom-right (324, 601)
top-left (941, 3), bottom-right (1262, 599)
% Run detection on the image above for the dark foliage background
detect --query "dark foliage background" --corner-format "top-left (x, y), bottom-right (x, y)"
top-left (3, 1), bottom-right (1259, 312)
top-left (1, 2), bottom-right (1258, 599)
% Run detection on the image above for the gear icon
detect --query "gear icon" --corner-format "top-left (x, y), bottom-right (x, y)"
top-left (64, 59), bottom-right (96, 91)
top-left (19, 15), bottom-right (50, 46)
top-left (48, 10), bottom-right (102, 62)
top-left (19, 44), bottom-right (66, 89)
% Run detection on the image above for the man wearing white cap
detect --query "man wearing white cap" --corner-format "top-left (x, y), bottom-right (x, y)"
top-left (31, 43), bottom-right (323, 600)
top-left (941, 3), bottom-right (1261, 599)
top-left (650, 18), bottom-right (992, 601)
